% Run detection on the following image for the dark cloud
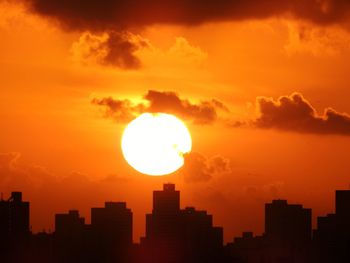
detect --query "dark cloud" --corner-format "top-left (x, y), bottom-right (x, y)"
top-left (91, 97), bottom-right (146, 122)
top-left (254, 92), bottom-right (350, 135)
top-left (145, 90), bottom-right (228, 124)
top-left (102, 31), bottom-right (145, 69)
top-left (72, 31), bottom-right (148, 69)
top-left (21, 0), bottom-right (350, 31)
top-left (17, 1), bottom-right (350, 69)
top-left (181, 152), bottom-right (231, 183)
top-left (92, 90), bottom-right (228, 124)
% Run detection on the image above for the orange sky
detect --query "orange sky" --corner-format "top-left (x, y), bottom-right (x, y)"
top-left (1, 0), bottom-right (350, 242)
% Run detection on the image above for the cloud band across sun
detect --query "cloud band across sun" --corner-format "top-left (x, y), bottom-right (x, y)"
top-left (92, 90), bottom-right (228, 124)
top-left (93, 90), bottom-right (350, 136)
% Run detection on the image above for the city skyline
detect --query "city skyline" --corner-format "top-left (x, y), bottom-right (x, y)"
top-left (2, 1), bottom-right (350, 260)
top-left (1, 184), bottom-right (350, 262)
top-left (1, 184), bottom-right (349, 242)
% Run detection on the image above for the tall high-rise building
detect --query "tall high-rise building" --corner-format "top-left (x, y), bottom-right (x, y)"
top-left (146, 184), bottom-right (181, 239)
top-left (264, 200), bottom-right (312, 263)
top-left (143, 184), bottom-right (223, 263)
top-left (54, 210), bottom-right (86, 263)
top-left (145, 184), bottom-right (183, 263)
top-left (0, 192), bottom-right (30, 262)
top-left (265, 200), bottom-right (312, 244)
top-left (153, 183), bottom-right (180, 214)
top-left (181, 207), bottom-right (223, 263)
top-left (336, 190), bottom-right (350, 222)
top-left (90, 201), bottom-right (133, 263)
top-left (314, 189), bottom-right (350, 263)
top-left (55, 210), bottom-right (85, 236)
top-left (226, 232), bottom-right (265, 263)
top-left (0, 192), bottom-right (30, 239)
top-left (91, 201), bottom-right (133, 244)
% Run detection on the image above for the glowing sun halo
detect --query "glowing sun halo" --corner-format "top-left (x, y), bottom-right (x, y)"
top-left (121, 113), bottom-right (192, 176)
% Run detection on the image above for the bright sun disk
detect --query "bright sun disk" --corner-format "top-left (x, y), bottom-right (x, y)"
top-left (121, 113), bottom-right (192, 176)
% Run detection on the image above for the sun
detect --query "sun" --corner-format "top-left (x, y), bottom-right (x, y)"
top-left (121, 113), bottom-right (192, 176)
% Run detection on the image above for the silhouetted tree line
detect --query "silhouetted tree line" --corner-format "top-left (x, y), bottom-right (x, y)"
top-left (1, 185), bottom-right (350, 263)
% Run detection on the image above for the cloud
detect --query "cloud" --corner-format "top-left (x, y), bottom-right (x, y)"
top-left (145, 90), bottom-right (229, 124)
top-left (244, 181), bottom-right (285, 200)
top-left (91, 97), bottom-right (146, 122)
top-left (0, 152), bottom-right (56, 190)
top-left (0, 152), bottom-right (131, 232)
top-left (92, 90), bottom-right (228, 124)
top-left (71, 33), bottom-right (206, 69)
top-left (0, 152), bottom-right (21, 183)
top-left (20, 1), bottom-right (350, 31)
top-left (181, 152), bottom-right (231, 183)
top-left (284, 21), bottom-right (350, 56)
top-left (138, 37), bottom-right (208, 69)
top-left (0, 152), bottom-right (20, 171)
top-left (0, 152), bottom-right (129, 194)
top-left (16, 1), bottom-right (350, 69)
top-left (166, 37), bottom-right (208, 65)
top-left (71, 31), bottom-right (149, 69)
top-left (254, 92), bottom-right (350, 135)
top-left (101, 174), bottom-right (130, 183)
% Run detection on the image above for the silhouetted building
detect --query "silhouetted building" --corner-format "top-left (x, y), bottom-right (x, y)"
top-left (143, 184), bottom-right (183, 263)
top-left (264, 200), bottom-right (312, 263)
top-left (335, 190), bottom-right (350, 219)
top-left (0, 192), bottom-right (30, 262)
top-left (3, 186), bottom-right (350, 263)
top-left (335, 190), bottom-right (350, 238)
top-left (29, 231), bottom-right (54, 263)
top-left (265, 199), bottom-right (312, 244)
top-left (153, 183), bottom-right (180, 213)
top-left (54, 210), bottom-right (86, 263)
top-left (314, 190), bottom-right (350, 263)
top-left (55, 210), bottom-right (85, 235)
top-left (226, 232), bottom-right (265, 263)
top-left (181, 207), bottom-right (223, 263)
top-left (142, 184), bottom-right (223, 263)
top-left (89, 201), bottom-right (133, 263)
top-left (0, 192), bottom-right (30, 238)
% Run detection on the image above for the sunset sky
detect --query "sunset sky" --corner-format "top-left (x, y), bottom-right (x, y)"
top-left (1, 0), bottom-right (350, 242)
